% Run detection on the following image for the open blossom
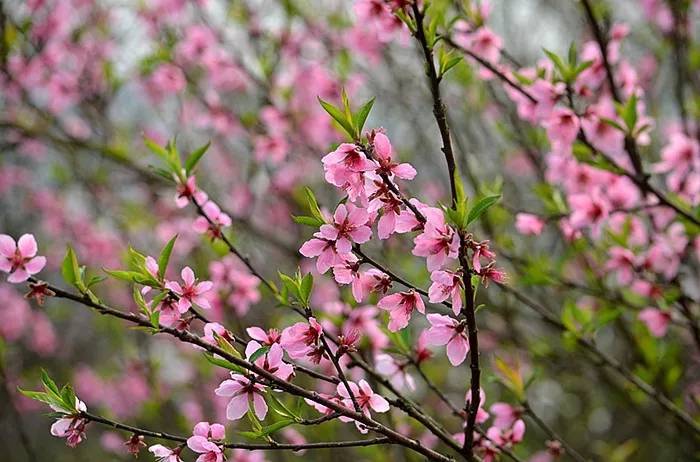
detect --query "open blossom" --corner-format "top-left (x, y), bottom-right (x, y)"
top-left (280, 317), bottom-right (323, 359)
top-left (568, 190), bottom-right (610, 234)
top-left (322, 143), bottom-right (376, 199)
top-left (193, 201), bottom-right (232, 236)
top-left (372, 132), bottom-right (417, 180)
top-left (425, 313), bottom-right (469, 366)
top-left (543, 107), bottom-right (580, 154)
top-left (0, 234), bottom-right (47, 283)
top-left (412, 207), bottom-right (459, 271)
top-left (50, 398), bottom-right (88, 448)
top-left (515, 213), bottom-right (545, 236)
top-left (490, 403), bottom-right (523, 429)
top-left (337, 380), bottom-right (389, 433)
top-left (300, 204), bottom-right (371, 272)
top-left (486, 419), bottom-right (526, 448)
top-left (428, 270), bottom-right (463, 316)
top-left (202, 322), bottom-right (235, 345)
top-left (245, 340), bottom-right (294, 380)
top-left (165, 266), bottom-right (213, 312)
top-left (378, 289), bottom-right (425, 331)
top-left (638, 308), bottom-right (671, 337)
top-left (174, 175), bottom-right (205, 208)
top-left (215, 373), bottom-right (268, 421)
top-left (186, 422), bottom-right (225, 462)
top-left (375, 353), bottom-right (415, 390)
top-left (149, 445), bottom-right (183, 462)
top-left (320, 203), bottom-right (372, 254)
top-left (246, 326), bottom-right (281, 345)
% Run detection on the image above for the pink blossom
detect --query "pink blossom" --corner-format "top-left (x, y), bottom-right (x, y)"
top-left (202, 322), bottom-right (235, 346)
top-left (345, 306), bottom-right (389, 351)
top-left (246, 326), bottom-right (281, 346)
top-left (487, 419), bottom-right (526, 447)
top-left (412, 207), bottom-right (459, 271)
top-left (455, 23), bottom-right (502, 64)
top-left (165, 267), bottom-right (213, 312)
top-left (337, 380), bottom-right (389, 432)
top-left (515, 213), bottom-right (545, 236)
top-left (280, 317), bottom-right (323, 359)
top-left (186, 422), bottom-right (225, 462)
top-left (332, 253), bottom-right (364, 300)
top-left (425, 314), bottom-right (469, 366)
top-left (372, 132), bottom-right (417, 180)
top-left (568, 190), bottom-right (610, 233)
top-left (479, 264), bottom-right (507, 287)
top-left (149, 445), bottom-right (183, 462)
top-left (320, 203), bottom-right (373, 254)
top-left (638, 308), bottom-right (671, 337)
top-left (490, 403), bottom-right (523, 429)
top-left (543, 107), bottom-right (579, 154)
top-left (353, 268), bottom-right (392, 302)
top-left (151, 64), bottom-right (186, 94)
top-left (605, 247), bottom-right (638, 285)
top-left (299, 235), bottom-right (342, 274)
top-left (215, 373), bottom-right (268, 421)
top-left (471, 239), bottom-right (496, 273)
top-left (428, 270), bottom-right (463, 316)
top-left (245, 341), bottom-right (294, 381)
top-left (0, 234), bottom-right (47, 283)
top-left (375, 353), bottom-right (415, 390)
top-left (50, 398), bottom-right (88, 448)
top-left (378, 289), bottom-right (425, 331)
top-left (322, 143), bottom-right (376, 199)
top-left (175, 176), bottom-right (198, 208)
top-left (192, 201), bottom-right (232, 237)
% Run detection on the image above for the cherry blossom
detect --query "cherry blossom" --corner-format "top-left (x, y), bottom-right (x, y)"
top-left (186, 422), bottom-right (225, 462)
top-left (0, 234), bottom-right (47, 283)
top-left (280, 317), bottom-right (323, 360)
top-left (425, 314), bottom-right (470, 366)
top-left (378, 289), bottom-right (425, 332)
top-left (215, 373), bottom-right (268, 421)
top-left (428, 270), bottom-right (463, 316)
top-left (165, 267), bottom-right (213, 312)
top-left (337, 380), bottom-right (389, 433)
top-left (149, 445), bottom-right (183, 462)
top-left (638, 308), bottom-right (671, 337)
top-left (412, 208), bottom-right (459, 271)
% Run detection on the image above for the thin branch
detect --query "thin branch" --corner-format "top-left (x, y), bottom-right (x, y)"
top-left (82, 411), bottom-right (390, 451)
top-left (33, 279), bottom-right (454, 462)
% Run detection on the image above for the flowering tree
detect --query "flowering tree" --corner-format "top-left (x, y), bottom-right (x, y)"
top-left (1, 0), bottom-right (700, 461)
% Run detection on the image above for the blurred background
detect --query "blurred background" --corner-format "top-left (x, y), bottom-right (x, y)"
top-left (1, 0), bottom-right (699, 460)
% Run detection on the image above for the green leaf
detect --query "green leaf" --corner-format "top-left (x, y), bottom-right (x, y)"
top-left (61, 246), bottom-right (80, 288)
top-left (257, 418), bottom-right (296, 437)
top-left (266, 393), bottom-right (299, 420)
top-left (249, 345), bottom-right (270, 363)
top-left (157, 235), bottom-right (178, 280)
top-left (103, 269), bottom-right (149, 284)
top-left (318, 97), bottom-right (355, 139)
top-left (203, 353), bottom-right (245, 373)
top-left (150, 309), bottom-right (160, 329)
top-left (144, 137), bottom-right (169, 160)
top-left (467, 194), bottom-right (501, 225)
top-left (352, 97), bottom-right (375, 139)
top-left (617, 93), bottom-right (638, 132)
top-left (303, 187), bottom-right (325, 224)
top-left (185, 142), bottom-right (210, 174)
top-left (17, 389), bottom-right (54, 407)
top-left (292, 215), bottom-right (325, 227)
top-left (299, 272), bottom-right (313, 306)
